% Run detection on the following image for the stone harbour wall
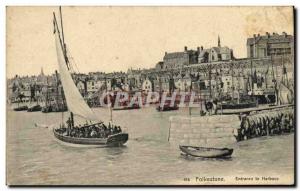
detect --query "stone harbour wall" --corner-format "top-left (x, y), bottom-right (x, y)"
top-left (237, 106), bottom-right (294, 141)
top-left (168, 115), bottom-right (240, 147)
top-left (168, 105), bottom-right (294, 148)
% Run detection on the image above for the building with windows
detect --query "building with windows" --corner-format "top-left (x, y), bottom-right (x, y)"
top-left (158, 36), bottom-right (234, 70)
top-left (142, 78), bottom-right (153, 92)
top-left (162, 46), bottom-right (198, 70)
top-left (247, 32), bottom-right (294, 58)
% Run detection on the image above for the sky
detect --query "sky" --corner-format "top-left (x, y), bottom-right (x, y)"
top-left (6, 6), bottom-right (294, 78)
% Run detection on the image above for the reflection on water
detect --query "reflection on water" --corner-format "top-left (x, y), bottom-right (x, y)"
top-left (6, 106), bottom-right (294, 185)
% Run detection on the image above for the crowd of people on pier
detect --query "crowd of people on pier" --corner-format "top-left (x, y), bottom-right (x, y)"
top-left (236, 110), bottom-right (294, 141)
top-left (55, 120), bottom-right (122, 139)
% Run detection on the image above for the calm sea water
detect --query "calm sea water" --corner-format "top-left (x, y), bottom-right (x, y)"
top-left (6, 106), bottom-right (294, 185)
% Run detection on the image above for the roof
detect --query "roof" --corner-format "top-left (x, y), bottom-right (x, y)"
top-left (211, 47), bottom-right (221, 54)
top-left (164, 49), bottom-right (199, 60)
top-left (220, 46), bottom-right (231, 54)
top-left (198, 49), bottom-right (209, 57)
top-left (247, 34), bottom-right (294, 45)
top-left (164, 52), bottom-right (186, 59)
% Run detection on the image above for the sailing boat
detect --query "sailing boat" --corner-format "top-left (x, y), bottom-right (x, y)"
top-left (27, 103), bottom-right (42, 112)
top-left (219, 62), bottom-right (257, 110)
top-left (27, 84), bottom-right (42, 112)
top-left (13, 91), bottom-right (28, 111)
top-left (41, 72), bottom-right (68, 113)
top-left (156, 75), bottom-right (178, 112)
top-left (13, 101), bottom-right (28, 111)
top-left (52, 7), bottom-right (128, 146)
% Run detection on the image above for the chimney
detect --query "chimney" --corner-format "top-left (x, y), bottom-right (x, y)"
top-left (257, 33), bottom-right (260, 37)
top-left (197, 47), bottom-right (200, 52)
top-left (165, 52), bottom-right (167, 55)
top-left (201, 46), bottom-right (203, 51)
top-left (282, 31), bottom-right (287, 37)
top-left (266, 32), bottom-right (270, 38)
top-left (184, 46), bottom-right (188, 51)
top-left (253, 34), bottom-right (256, 38)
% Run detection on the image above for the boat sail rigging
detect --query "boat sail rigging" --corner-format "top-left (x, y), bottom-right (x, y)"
top-left (53, 10), bottom-right (100, 123)
top-left (51, 7), bottom-right (128, 147)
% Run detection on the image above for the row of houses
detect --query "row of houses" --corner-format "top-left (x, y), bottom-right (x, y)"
top-left (8, 32), bottom-right (294, 103)
top-left (8, 57), bottom-right (293, 103)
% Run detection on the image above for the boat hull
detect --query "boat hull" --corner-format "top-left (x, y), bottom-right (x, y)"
top-left (42, 106), bottom-right (67, 113)
top-left (156, 105), bottom-right (179, 112)
top-left (179, 145), bottom-right (233, 158)
top-left (53, 129), bottom-right (128, 147)
top-left (27, 105), bottom-right (42, 112)
top-left (221, 101), bottom-right (257, 110)
top-left (113, 105), bottom-right (140, 111)
top-left (13, 106), bottom-right (28, 111)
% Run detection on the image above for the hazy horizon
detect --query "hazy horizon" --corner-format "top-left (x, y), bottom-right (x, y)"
top-left (6, 6), bottom-right (294, 78)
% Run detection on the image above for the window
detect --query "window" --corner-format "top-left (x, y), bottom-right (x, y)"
top-left (250, 45), bottom-right (254, 57)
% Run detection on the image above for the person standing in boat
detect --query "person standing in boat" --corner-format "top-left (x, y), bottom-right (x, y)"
top-left (212, 99), bottom-right (218, 115)
top-left (90, 128), bottom-right (97, 138)
top-left (66, 117), bottom-right (72, 136)
top-left (205, 100), bottom-right (213, 115)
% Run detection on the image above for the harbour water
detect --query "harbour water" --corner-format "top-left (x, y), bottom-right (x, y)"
top-left (6, 106), bottom-right (294, 185)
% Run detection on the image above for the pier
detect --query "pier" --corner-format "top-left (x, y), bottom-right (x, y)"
top-left (168, 104), bottom-right (294, 147)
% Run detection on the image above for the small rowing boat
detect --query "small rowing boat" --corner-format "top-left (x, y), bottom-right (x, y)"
top-left (156, 104), bottom-right (178, 112)
top-left (179, 145), bottom-right (233, 158)
top-left (113, 104), bottom-right (140, 111)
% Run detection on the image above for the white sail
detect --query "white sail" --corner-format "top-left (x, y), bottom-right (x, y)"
top-left (54, 29), bottom-right (100, 122)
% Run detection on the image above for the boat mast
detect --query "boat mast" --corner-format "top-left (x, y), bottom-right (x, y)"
top-left (53, 10), bottom-right (69, 70)
top-left (189, 68), bottom-right (192, 115)
top-left (36, 84), bottom-right (39, 105)
top-left (209, 64), bottom-right (212, 98)
top-left (45, 78), bottom-right (49, 108)
top-left (270, 54), bottom-right (278, 105)
top-left (54, 70), bottom-right (59, 110)
top-left (250, 59), bottom-right (254, 95)
top-left (159, 74), bottom-right (162, 104)
top-left (281, 52), bottom-right (288, 86)
top-left (54, 7), bottom-right (72, 123)
top-left (59, 6), bottom-right (70, 70)
top-left (59, 7), bottom-right (65, 51)
top-left (237, 63), bottom-right (241, 104)
top-left (231, 62), bottom-right (234, 100)
top-left (105, 76), bottom-right (113, 122)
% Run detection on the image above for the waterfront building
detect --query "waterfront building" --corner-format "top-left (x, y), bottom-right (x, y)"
top-left (162, 46), bottom-right (198, 70)
top-left (199, 36), bottom-right (233, 63)
top-left (8, 33), bottom-right (294, 105)
top-left (36, 67), bottom-right (47, 85)
top-left (86, 80), bottom-right (102, 94)
top-left (76, 80), bottom-right (86, 96)
top-left (155, 61), bottom-right (164, 71)
top-left (174, 73), bottom-right (192, 92)
top-left (247, 32), bottom-right (294, 58)
top-left (142, 78), bottom-right (153, 93)
top-left (157, 36), bottom-right (235, 71)
top-left (127, 68), bottom-right (143, 90)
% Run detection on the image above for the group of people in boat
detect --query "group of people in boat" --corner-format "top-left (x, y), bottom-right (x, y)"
top-left (236, 110), bottom-right (294, 141)
top-left (55, 119), bottom-right (122, 139)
